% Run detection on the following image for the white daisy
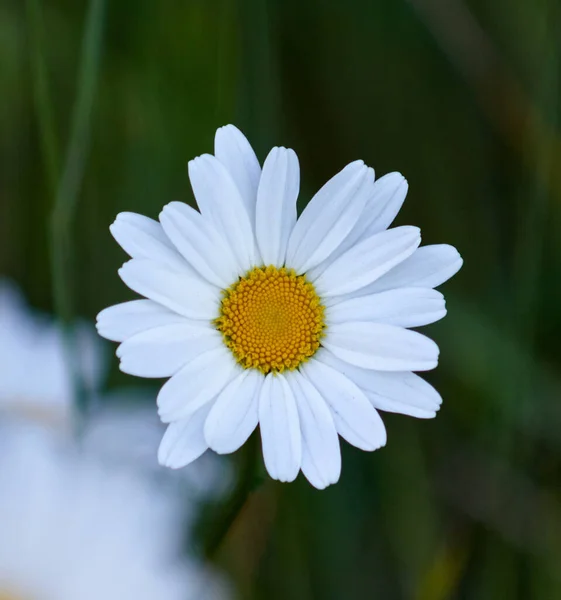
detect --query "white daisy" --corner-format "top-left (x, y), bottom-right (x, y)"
top-left (97, 124), bottom-right (463, 489)
top-left (0, 422), bottom-right (225, 600)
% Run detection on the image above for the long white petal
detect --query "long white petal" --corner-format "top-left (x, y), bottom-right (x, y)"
top-left (285, 370), bottom-right (341, 489)
top-left (116, 322), bottom-right (221, 378)
top-left (204, 370), bottom-right (262, 454)
top-left (319, 350), bottom-right (442, 419)
top-left (323, 321), bottom-right (439, 371)
top-left (311, 226), bottom-right (421, 297)
top-left (258, 374), bottom-right (302, 482)
top-left (118, 259), bottom-right (220, 321)
top-left (188, 154), bottom-right (256, 273)
top-left (214, 124), bottom-right (261, 222)
top-left (109, 212), bottom-right (187, 272)
top-left (354, 172), bottom-right (408, 237)
top-left (326, 287), bottom-right (446, 328)
top-left (159, 202), bottom-right (240, 287)
top-left (360, 244), bottom-right (463, 294)
top-left (157, 347), bottom-right (238, 423)
top-left (158, 404), bottom-right (211, 469)
top-left (255, 147), bottom-right (299, 266)
top-left (96, 299), bottom-right (187, 342)
top-left (301, 359), bottom-right (386, 451)
top-left (315, 172), bottom-right (408, 268)
top-left (286, 161), bottom-right (374, 273)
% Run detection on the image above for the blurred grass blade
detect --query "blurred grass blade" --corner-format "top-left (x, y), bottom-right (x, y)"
top-left (25, 0), bottom-right (59, 196)
top-left (417, 538), bottom-right (470, 600)
top-left (53, 0), bottom-right (106, 231)
top-left (48, 0), bottom-right (105, 423)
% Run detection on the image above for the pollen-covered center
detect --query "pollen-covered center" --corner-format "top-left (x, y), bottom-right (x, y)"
top-left (215, 266), bottom-right (325, 374)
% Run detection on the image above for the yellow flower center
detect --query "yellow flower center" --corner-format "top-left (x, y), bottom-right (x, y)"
top-left (215, 266), bottom-right (325, 374)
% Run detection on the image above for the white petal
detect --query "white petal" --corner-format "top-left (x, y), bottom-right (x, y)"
top-left (319, 350), bottom-right (442, 419)
top-left (301, 359), bottom-right (386, 451)
top-left (158, 404), bottom-right (211, 469)
top-left (214, 124), bottom-right (261, 221)
top-left (204, 370), bottom-right (262, 454)
top-left (322, 173), bottom-right (408, 266)
top-left (326, 287), bottom-right (446, 328)
top-left (255, 147), bottom-right (299, 266)
top-left (109, 212), bottom-right (187, 272)
top-left (258, 374), bottom-right (302, 482)
top-left (311, 226), bottom-right (421, 297)
top-left (357, 172), bottom-right (408, 236)
top-left (157, 347), bottom-right (238, 423)
top-left (159, 201), bottom-right (239, 287)
top-left (285, 161), bottom-right (374, 273)
top-left (323, 321), bottom-right (439, 371)
top-left (96, 299), bottom-right (187, 342)
top-left (361, 244), bottom-right (463, 294)
top-left (285, 370), bottom-right (341, 489)
top-left (188, 154), bottom-right (256, 273)
top-left (116, 322), bottom-right (221, 378)
top-left (118, 259), bottom-right (220, 320)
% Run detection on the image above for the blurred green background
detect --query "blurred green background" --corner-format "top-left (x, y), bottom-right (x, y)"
top-left (2, 0), bottom-right (561, 598)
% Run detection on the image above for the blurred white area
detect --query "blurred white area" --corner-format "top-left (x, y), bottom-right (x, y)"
top-left (0, 423), bottom-right (227, 600)
top-left (0, 278), bottom-right (231, 497)
top-left (82, 392), bottom-right (232, 501)
top-left (0, 279), bottom-right (231, 600)
top-left (0, 281), bottom-right (104, 425)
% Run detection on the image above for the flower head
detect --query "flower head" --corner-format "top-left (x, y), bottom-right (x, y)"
top-left (97, 125), bottom-right (462, 489)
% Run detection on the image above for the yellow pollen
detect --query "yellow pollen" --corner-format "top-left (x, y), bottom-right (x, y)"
top-left (215, 265), bottom-right (326, 374)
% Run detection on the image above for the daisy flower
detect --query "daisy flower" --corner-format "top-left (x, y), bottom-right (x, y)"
top-left (0, 422), bottom-right (226, 600)
top-left (97, 125), bottom-right (462, 489)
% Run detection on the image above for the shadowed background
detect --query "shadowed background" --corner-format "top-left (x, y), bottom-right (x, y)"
top-left (1, 0), bottom-right (560, 598)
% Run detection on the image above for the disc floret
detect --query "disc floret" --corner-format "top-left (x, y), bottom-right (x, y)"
top-left (215, 265), bottom-right (325, 374)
